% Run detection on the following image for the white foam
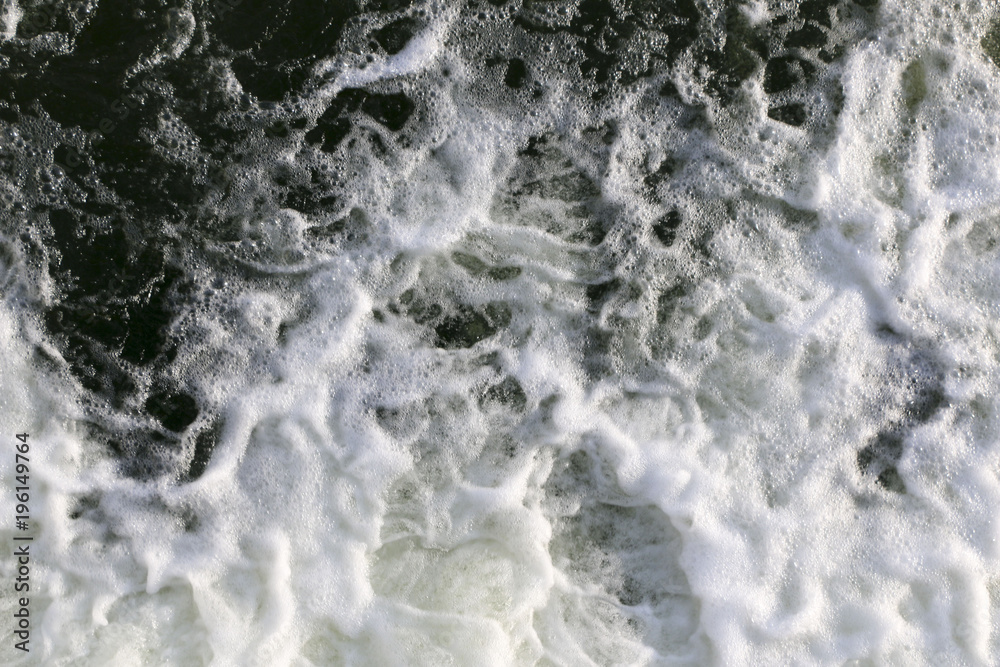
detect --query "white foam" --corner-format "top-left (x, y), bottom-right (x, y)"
top-left (9, 0), bottom-right (1000, 664)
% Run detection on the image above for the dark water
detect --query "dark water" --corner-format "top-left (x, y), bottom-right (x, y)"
top-left (3, 0), bottom-right (879, 478)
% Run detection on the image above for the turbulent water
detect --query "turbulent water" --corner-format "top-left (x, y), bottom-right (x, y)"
top-left (2, 0), bottom-right (1000, 664)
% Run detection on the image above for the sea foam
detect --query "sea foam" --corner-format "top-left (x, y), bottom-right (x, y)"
top-left (3, 0), bottom-right (1000, 665)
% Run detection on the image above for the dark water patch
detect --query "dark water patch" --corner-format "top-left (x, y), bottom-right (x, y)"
top-left (146, 389), bottom-right (199, 433)
top-left (700, 6), bottom-right (768, 99)
top-left (104, 427), bottom-right (183, 481)
top-left (32, 192), bottom-right (191, 480)
top-left (14, 60), bottom-right (123, 129)
top-left (161, 58), bottom-right (251, 157)
top-left (764, 56), bottom-right (816, 95)
top-left (452, 251), bottom-right (489, 275)
top-left (985, 19), bottom-right (1000, 68)
top-left (480, 376), bottom-right (527, 412)
top-left (305, 88), bottom-right (415, 152)
top-left (452, 251), bottom-right (522, 281)
top-left (488, 265), bottom-right (521, 281)
top-left (368, 0), bottom-right (418, 12)
top-left (206, 0), bottom-right (390, 102)
top-left (394, 288), bottom-right (442, 324)
top-left (1, 0), bottom-right (881, 489)
top-left (283, 186), bottom-right (339, 216)
top-left (305, 207), bottom-right (370, 247)
top-left (492, 0), bottom-right (874, 109)
top-left (512, 0), bottom-right (699, 93)
top-left (231, 57), bottom-right (311, 103)
top-left (390, 287), bottom-right (512, 349)
top-left (656, 281), bottom-right (690, 326)
top-left (305, 115), bottom-right (352, 153)
top-left (799, 0), bottom-right (839, 28)
top-left (643, 156), bottom-right (679, 204)
top-left (15, 0), bottom-right (74, 39)
top-left (787, 24), bottom-right (828, 49)
top-left (212, 0), bottom-right (357, 63)
top-left (515, 165), bottom-right (600, 202)
top-left (94, 145), bottom-right (200, 220)
top-left (856, 333), bottom-right (948, 494)
top-left (905, 382), bottom-right (946, 424)
top-left (586, 278), bottom-right (619, 316)
top-left (652, 210), bottom-right (682, 247)
top-left (504, 58), bottom-right (529, 89)
top-left (435, 303), bottom-right (511, 349)
top-left (769, 103), bottom-right (808, 127)
top-left (857, 430), bottom-right (906, 493)
top-left (898, 348), bottom-right (947, 425)
top-left (185, 421), bottom-right (222, 482)
top-left (372, 16), bottom-right (422, 55)
top-left (74, 0), bottom-right (163, 65)
top-left (44, 207), bottom-right (183, 369)
top-left (901, 60), bottom-right (929, 114)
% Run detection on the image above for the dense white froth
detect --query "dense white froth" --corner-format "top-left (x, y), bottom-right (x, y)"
top-left (6, 0), bottom-right (1000, 665)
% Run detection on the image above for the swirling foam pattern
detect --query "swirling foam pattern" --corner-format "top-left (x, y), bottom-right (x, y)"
top-left (2, 0), bottom-right (1000, 664)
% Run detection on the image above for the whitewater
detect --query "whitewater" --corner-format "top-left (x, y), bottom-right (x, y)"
top-left (2, 0), bottom-right (1000, 664)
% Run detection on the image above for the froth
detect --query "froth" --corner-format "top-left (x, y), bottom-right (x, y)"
top-left (6, 0), bottom-right (1000, 664)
